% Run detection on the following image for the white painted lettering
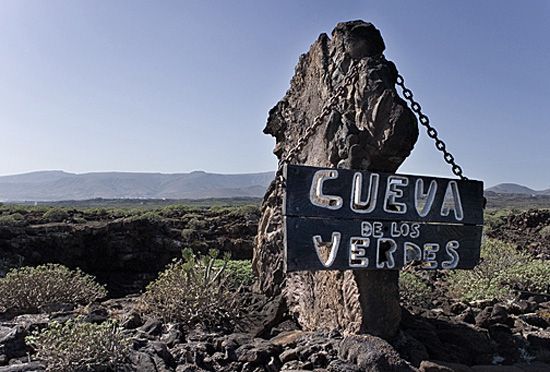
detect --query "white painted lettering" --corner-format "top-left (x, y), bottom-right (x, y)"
top-left (312, 232), bottom-right (341, 268)
top-left (410, 223), bottom-right (420, 239)
top-left (440, 181), bottom-right (464, 221)
top-left (309, 170), bottom-right (343, 210)
top-left (350, 172), bottom-right (379, 214)
top-left (383, 176), bottom-right (408, 214)
top-left (404, 242), bottom-right (422, 265)
top-left (349, 237), bottom-right (370, 267)
top-left (376, 238), bottom-right (397, 269)
top-left (415, 179), bottom-right (437, 217)
top-left (442, 240), bottom-right (460, 269)
top-left (422, 243), bottom-right (440, 269)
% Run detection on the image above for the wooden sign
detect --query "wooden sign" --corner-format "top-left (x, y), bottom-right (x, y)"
top-left (283, 165), bottom-right (484, 272)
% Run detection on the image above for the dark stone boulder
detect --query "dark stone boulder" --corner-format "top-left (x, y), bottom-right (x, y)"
top-left (338, 334), bottom-right (415, 371)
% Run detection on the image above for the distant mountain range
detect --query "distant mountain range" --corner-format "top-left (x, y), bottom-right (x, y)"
top-left (0, 170), bottom-right (548, 202)
top-left (0, 170), bottom-right (275, 202)
top-left (485, 183), bottom-right (550, 196)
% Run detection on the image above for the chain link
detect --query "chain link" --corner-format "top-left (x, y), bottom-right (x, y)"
top-left (395, 74), bottom-right (468, 180)
top-left (275, 59), bottom-right (469, 190)
top-left (275, 63), bottom-right (359, 189)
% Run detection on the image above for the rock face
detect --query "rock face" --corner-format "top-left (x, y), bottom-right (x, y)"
top-left (0, 208), bottom-right (258, 296)
top-left (254, 20), bottom-right (418, 339)
top-left (487, 209), bottom-right (550, 259)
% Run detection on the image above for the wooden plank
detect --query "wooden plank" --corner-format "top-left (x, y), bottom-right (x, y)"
top-left (284, 165), bottom-right (484, 225)
top-left (285, 216), bottom-right (482, 272)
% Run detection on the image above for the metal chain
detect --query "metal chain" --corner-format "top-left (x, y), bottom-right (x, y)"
top-left (275, 62), bottom-right (359, 189)
top-left (275, 59), bottom-right (469, 189)
top-left (395, 73), bottom-right (468, 180)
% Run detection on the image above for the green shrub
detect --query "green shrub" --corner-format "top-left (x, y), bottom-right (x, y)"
top-left (483, 209), bottom-right (509, 230)
top-left (448, 239), bottom-right (550, 301)
top-left (215, 259), bottom-right (254, 288)
top-left (448, 273), bottom-right (509, 302)
top-left (26, 319), bottom-right (130, 372)
top-left (161, 204), bottom-right (197, 217)
top-left (399, 271), bottom-right (433, 307)
top-left (0, 264), bottom-right (107, 314)
top-left (227, 205), bottom-right (259, 218)
top-left (181, 228), bottom-right (195, 240)
top-left (0, 213), bottom-right (26, 226)
top-left (42, 208), bottom-right (70, 222)
top-left (72, 216), bottom-right (88, 224)
top-left (502, 259), bottom-right (550, 293)
top-left (186, 217), bottom-right (208, 230)
top-left (139, 248), bottom-right (239, 325)
top-left (124, 211), bottom-right (163, 223)
top-left (539, 225), bottom-right (550, 239)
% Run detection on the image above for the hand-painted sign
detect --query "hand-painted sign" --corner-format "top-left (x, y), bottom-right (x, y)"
top-left (283, 165), bottom-right (484, 272)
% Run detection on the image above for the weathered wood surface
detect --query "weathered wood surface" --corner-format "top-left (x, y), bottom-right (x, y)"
top-left (285, 217), bottom-right (482, 271)
top-left (284, 164), bottom-right (484, 225)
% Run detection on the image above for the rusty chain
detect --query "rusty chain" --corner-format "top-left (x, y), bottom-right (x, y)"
top-left (395, 73), bottom-right (468, 180)
top-left (275, 57), bottom-right (469, 194)
top-left (275, 62), bottom-right (359, 190)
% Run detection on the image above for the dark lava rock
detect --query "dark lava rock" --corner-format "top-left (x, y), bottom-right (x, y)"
top-left (0, 326), bottom-right (25, 360)
top-left (0, 362), bottom-right (45, 372)
top-left (121, 311), bottom-right (143, 330)
top-left (401, 310), bottom-right (494, 365)
top-left (487, 209), bottom-right (550, 259)
top-left (488, 324), bottom-right (520, 364)
top-left (338, 334), bottom-right (414, 371)
top-left (519, 313), bottom-right (550, 329)
top-left (138, 318), bottom-right (163, 337)
top-left (455, 308), bottom-right (476, 324)
top-left (475, 305), bottom-right (513, 328)
top-left (0, 208), bottom-right (258, 297)
top-left (393, 331), bottom-right (430, 367)
top-left (234, 339), bottom-right (281, 364)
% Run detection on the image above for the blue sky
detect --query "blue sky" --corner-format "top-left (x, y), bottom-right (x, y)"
top-left (0, 1), bottom-right (549, 189)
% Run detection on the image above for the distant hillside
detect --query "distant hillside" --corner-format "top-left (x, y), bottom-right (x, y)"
top-left (0, 170), bottom-right (275, 202)
top-left (486, 183), bottom-right (550, 195)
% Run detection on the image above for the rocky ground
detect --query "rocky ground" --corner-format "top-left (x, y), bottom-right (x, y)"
top-left (1, 206), bottom-right (550, 371)
top-left (1, 289), bottom-right (550, 371)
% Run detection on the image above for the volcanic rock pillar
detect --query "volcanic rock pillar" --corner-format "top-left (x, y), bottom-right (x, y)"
top-left (253, 21), bottom-right (419, 339)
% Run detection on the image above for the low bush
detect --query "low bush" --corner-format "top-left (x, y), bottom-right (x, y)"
top-left (161, 204), bottom-right (197, 217)
top-left (215, 259), bottom-right (254, 288)
top-left (0, 264), bottom-right (107, 314)
top-left (180, 228), bottom-right (195, 240)
top-left (448, 239), bottom-right (550, 301)
top-left (502, 259), bottom-right (550, 293)
top-left (0, 213), bottom-right (26, 226)
top-left (186, 217), bottom-right (208, 230)
top-left (483, 209), bottom-right (512, 231)
top-left (125, 211), bottom-right (163, 223)
top-left (399, 271), bottom-right (433, 307)
top-left (42, 208), bottom-right (70, 222)
top-left (139, 248), bottom-right (239, 325)
top-left (227, 205), bottom-right (260, 218)
top-left (26, 319), bottom-right (130, 372)
top-left (71, 216), bottom-right (88, 224)
top-left (539, 225), bottom-right (550, 239)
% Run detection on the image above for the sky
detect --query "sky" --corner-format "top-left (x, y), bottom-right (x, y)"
top-left (0, 1), bottom-right (549, 189)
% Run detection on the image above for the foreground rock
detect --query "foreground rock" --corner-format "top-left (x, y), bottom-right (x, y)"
top-left (254, 20), bottom-right (418, 339)
top-left (1, 294), bottom-right (550, 371)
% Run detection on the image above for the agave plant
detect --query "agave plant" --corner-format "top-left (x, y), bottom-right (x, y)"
top-left (139, 248), bottom-right (240, 326)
